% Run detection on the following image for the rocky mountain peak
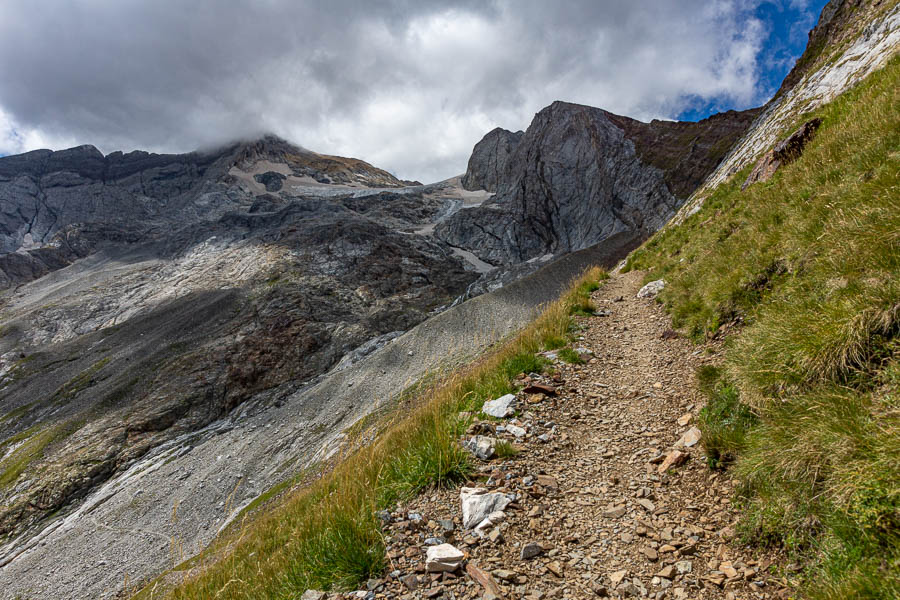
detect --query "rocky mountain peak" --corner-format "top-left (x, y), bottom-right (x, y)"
top-left (439, 101), bottom-right (760, 266)
top-left (460, 127), bottom-right (524, 192)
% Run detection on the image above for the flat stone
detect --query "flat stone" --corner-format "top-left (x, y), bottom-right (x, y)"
top-left (482, 394), bottom-right (517, 418)
top-left (656, 565), bottom-right (675, 579)
top-left (522, 383), bottom-right (557, 396)
top-left (425, 544), bottom-right (464, 573)
top-left (546, 561), bottom-right (563, 577)
top-left (657, 450), bottom-right (688, 474)
top-left (636, 498), bottom-right (655, 512)
top-left (676, 427), bottom-right (702, 448)
top-left (400, 574), bottom-right (418, 591)
top-left (676, 413), bottom-right (692, 426)
top-left (675, 560), bottom-right (693, 574)
top-left (505, 424), bottom-right (527, 438)
top-left (301, 592), bottom-right (327, 600)
top-left (466, 563), bottom-right (503, 597)
top-left (474, 511), bottom-right (507, 537)
top-left (609, 570), bottom-right (628, 585)
top-left (520, 542), bottom-right (545, 560)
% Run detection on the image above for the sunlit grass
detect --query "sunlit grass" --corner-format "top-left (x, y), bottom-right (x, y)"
top-left (627, 56), bottom-right (900, 598)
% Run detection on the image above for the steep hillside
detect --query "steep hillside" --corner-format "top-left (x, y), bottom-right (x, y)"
top-left (436, 102), bottom-right (759, 265)
top-left (0, 136), bottom-right (495, 598)
top-left (626, 50), bottom-right (899, 600)
top-left (681, 0), bottom-right (900, 207)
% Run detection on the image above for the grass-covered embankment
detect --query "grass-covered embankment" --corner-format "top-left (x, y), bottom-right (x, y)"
top-left (148, 267), bottom-right (607, 599)
top-left (625, 55), bottom-right (899, 598)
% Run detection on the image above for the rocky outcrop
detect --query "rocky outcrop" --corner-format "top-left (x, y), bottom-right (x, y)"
top-left (436, 102), bottom-right (757, 265)
top-left (460, 127), bottom-right (523, 192)
top-left (680, 0), bottom-right (900, 209)
top-left (741, 118), bottom-right (821, 189)
top-left (0, 135), bottom-right (409, 288)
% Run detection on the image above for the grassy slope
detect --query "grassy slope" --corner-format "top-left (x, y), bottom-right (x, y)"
top-left (625, 55), bottom-right (899, 598)
top-left (141, 269), bottom-right (607, 599)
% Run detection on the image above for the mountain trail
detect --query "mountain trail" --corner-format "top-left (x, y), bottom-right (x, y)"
top-left (376, 270), bottom-right (785, 600)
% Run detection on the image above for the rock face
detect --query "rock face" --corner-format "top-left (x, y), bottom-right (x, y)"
top-left (680, 0), bottom-right (900, 208)
top-left (460, 127), bottom-right (523, 192)
top-left (741, 118), bottom-right (822, 189)
top-left (0, 135), bottom-right (410, 288)
top-left (436, 102), bottom-right (758, 266)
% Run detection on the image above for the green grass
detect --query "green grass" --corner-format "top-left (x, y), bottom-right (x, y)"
top-left (557, 347), bottom-right (585, 364)
top-left (147, 267), bottom-right (606, 599)
top-left (0, 421), bottom-right (78, 491)
top-left (494, 440), bottom-right (519, 459)
top-left (626, 55), bottom-right (900, 598)
top-left (568, 277), bottom-right (603, 316)
top-left (695, 366), bottom-right (758, 468)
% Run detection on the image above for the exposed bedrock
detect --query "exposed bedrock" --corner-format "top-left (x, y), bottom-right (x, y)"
top-left (460, 127), bottom-right (523, 192)
top-left (439, 101), bottom-right (759, 265)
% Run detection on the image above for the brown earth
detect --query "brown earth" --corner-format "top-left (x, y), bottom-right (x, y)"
top-left (367, 270), bottom-right (787, 600)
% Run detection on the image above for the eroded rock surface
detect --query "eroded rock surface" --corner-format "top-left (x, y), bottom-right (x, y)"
top-left (437, 102), bottom-right (758, 266)
top-left (460, 127), bottom-right (523, 192)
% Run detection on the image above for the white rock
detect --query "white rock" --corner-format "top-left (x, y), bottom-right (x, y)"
top-left (301, 591), bottom-right (326, 600)
top-left (675, 426), bottom-right (702, 448)
top-left (482, 394), bottom-right (516, 418)
top-left (505, 424), bottom-right (526, 438)
top-left (462, 435), bottom-right (496, 460)
top-left (460, 487), bottom-right (512, 529)
top-left (473, 510), bottom-right (507, 537)
top-left (425, 543), bottom-right (465, 572)
top-left (637, 280), bottom-right (666, 299)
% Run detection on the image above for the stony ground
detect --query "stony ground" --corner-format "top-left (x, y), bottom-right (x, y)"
top-left (314, 270), bottom-right (789, 600)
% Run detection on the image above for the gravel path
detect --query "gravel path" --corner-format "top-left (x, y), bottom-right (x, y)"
top-left (371, 270), bottom-right (786, 600)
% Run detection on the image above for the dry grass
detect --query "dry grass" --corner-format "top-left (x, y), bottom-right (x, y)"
top-left (142, 267), bottom-right (606, 599)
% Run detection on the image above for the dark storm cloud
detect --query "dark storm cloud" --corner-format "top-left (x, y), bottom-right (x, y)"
top-left (0, 1), bottom-right (805, 181)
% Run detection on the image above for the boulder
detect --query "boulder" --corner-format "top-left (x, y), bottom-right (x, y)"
top-left (742, 118), bottom-right (822, 190)
top-left (253, 170), bottom-right (287, 192)
top-left (462, 435), bottom-right (496, 460)
top-left (675, 427), bottom-right (702, 448)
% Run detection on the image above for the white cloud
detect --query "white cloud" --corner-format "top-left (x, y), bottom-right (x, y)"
top-left (0, 0), bottom-right (795, 182)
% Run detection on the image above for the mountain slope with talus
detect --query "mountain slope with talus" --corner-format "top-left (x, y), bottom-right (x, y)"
top-left (0, 1), bottom-right (897, 599)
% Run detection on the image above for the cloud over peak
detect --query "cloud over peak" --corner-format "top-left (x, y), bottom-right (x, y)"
top-left (0, 1), bottom-right (814, 182)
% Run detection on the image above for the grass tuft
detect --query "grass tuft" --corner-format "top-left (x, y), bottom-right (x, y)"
top-left (557, 348), bottom-right (585, 365)
top-left (494, 440), bottom-right (519, 459)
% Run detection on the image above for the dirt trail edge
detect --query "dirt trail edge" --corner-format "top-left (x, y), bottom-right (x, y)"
top-left (375, 270), bottom-right (784, 600)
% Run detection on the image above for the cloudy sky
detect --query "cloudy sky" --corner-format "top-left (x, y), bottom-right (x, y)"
top-left (0, 0), bottom-right (825, 182)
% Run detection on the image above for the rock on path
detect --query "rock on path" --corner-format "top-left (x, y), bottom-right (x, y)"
top-left (371, 271), bottom-right (784, 599)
